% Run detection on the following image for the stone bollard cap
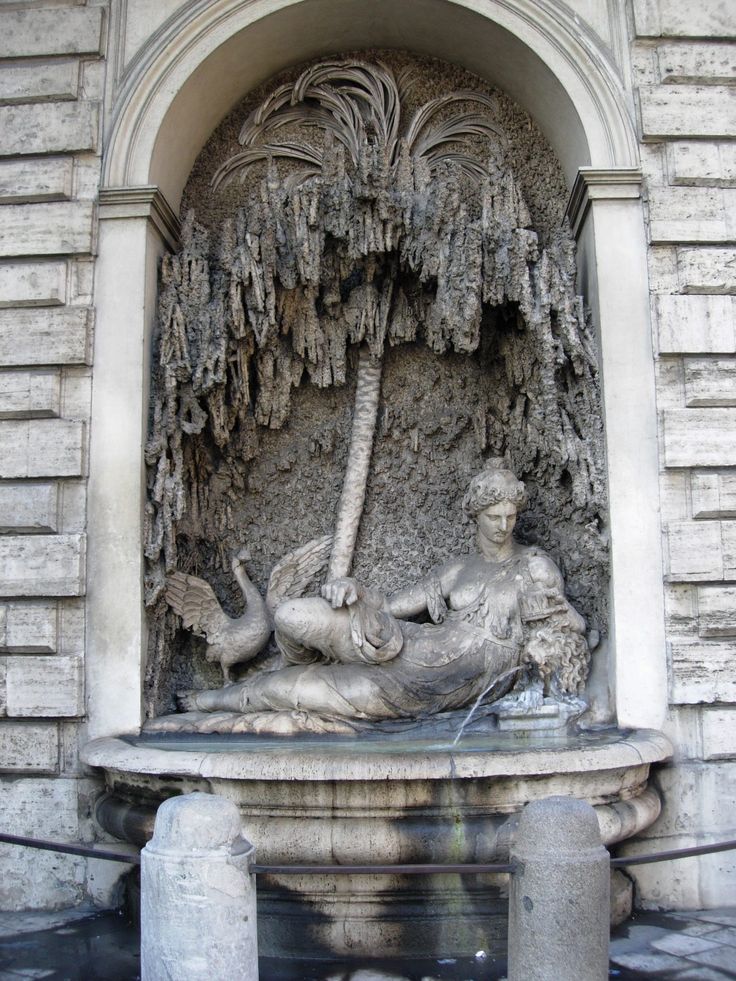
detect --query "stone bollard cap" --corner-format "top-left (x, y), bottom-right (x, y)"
top-left (149, 792), bottom-right (243, 852)
top-left (515, 795), bottom-right (605, 857)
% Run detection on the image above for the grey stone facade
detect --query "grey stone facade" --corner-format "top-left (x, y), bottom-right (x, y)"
top-left (0, 0), bottom-right (734, 913)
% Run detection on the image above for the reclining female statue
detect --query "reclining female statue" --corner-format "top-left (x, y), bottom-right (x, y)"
top-left (180, 466), bottom-right (589, 724)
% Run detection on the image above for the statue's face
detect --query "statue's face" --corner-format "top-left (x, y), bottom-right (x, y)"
top-left (477, 499), bottom-right (517, 546)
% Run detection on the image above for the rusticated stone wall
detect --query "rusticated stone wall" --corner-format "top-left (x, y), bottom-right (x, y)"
top-left (0, 1), bottom-right (105, 909)
top-left (0, 0), bottom-right (733, 914)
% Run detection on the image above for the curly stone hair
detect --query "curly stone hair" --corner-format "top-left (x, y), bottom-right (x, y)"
top-left (461, 464), bottom-right (528, 516)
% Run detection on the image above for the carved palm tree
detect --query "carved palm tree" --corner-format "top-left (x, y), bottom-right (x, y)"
top-left (212, 61), bottom-right (506, 578)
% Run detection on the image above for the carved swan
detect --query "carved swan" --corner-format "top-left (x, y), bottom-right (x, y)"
top-left (165, 537), bottom-right (332, 684)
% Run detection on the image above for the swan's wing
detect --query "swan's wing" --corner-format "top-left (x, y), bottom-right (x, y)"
top-left (165, 571), bottom-right (230, 639)
top-left (266, 535), bottom-right (333, 613)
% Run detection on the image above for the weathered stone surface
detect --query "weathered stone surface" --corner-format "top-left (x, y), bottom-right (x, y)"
top-left (0, 371), bottom-right (60, 419)
top-left (58, 598), bottom-right (84, 657)
top-left (0, 307), bottom-right (90, 364)
top-left (671, 642), bottom-right (736, 703)
top-left (142, 794), bottom-right (258, 981)
top-left (648, 188), bottom-right (736, 243)
top-left (633, 0), bottom-right (736, 38)
top-left (0, 420), bottom-right (83, 477)
top-left (697, 586), bottom-right (736, 637)
top-left (0, 722), bottom-right (58, 773)
top-left (0, 8), bottom-right (103, 58)
top-left (692, 472), bottom-right (736, 519)
top-left (3, 655), bottom-right (84, 717)
top-left (639, 86), bottom-right (736, 140)
top-left (665, 520), bottom-right (723, 581)
top-left (664, 409), bottom-right (736, 466)
top-left (0, 601), bottom-right (57, 653)
top-left (509, 797), bottom-right (609, 981)
top-left (0, 536), bottom-right (85, 597)
top-left (702, 709), bottom-right (736, 759)
top-left (0, 483), bottom-right (58, 533)
top-left (678, 249), bottom-right (736, 294)
top-left (684, 359), bottom-right (736, 406)
top-left (0, 102), bottom-right (99, 156)
top-left (0, 203), bottom-right (95, 258)
top-left (656, 43), bottom-right (736, 84)
top-left (0, 60), bottom-right (78, 104)
top-left (0, 262), bottom-right (67, 308)
top-left (668, 141), bottom-right (736, 187)
top-left (656, 295), bottom-right (736, 353)
top-left (0, 158), bottom-right (73, 204)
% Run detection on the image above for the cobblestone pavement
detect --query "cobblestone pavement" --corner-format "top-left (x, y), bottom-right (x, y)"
top-left (0, 906), bottom-right (734, 980)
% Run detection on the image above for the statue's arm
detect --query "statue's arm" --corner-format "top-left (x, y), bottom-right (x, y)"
top-left (522, 554), bottom-right (585, 633)
top-left (386, 558), bottom-right (462, 619)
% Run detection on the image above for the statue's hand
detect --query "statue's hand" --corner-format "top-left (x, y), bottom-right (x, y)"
top-left (321, 578), bottom-right (362, 608)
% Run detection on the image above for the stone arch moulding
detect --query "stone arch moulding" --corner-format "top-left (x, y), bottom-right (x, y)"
top-left (86, 0), bottom-right (667, 738)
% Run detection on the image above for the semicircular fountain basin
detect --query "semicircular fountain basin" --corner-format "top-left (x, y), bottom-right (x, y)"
top-left (82, 727), bottom-right (671, 963)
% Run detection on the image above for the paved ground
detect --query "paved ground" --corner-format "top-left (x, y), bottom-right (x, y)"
top-left (0, 905), bottom-right (734, 979)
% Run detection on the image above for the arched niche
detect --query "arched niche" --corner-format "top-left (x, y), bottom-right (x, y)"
top-left (86, 0), bottom-right (666, 738)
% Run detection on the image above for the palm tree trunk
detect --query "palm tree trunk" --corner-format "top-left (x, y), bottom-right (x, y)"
top-left (327, 347), bottom-right (383, 579)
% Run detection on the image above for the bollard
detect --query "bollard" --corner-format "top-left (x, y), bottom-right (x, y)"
top-left (508, 796), bottom-right (609, 981)
top-left (141, 792), bottom-right (258, 981)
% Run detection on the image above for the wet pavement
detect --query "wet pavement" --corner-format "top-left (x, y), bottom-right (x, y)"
top-left (0, 905), bottom-right (735, 980)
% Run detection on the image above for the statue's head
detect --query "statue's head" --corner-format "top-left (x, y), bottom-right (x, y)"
top-left (462, 464), bottom-right (527, 517)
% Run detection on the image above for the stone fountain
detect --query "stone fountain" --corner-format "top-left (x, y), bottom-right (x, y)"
top-left (82, 53), bottom-right (671, 967)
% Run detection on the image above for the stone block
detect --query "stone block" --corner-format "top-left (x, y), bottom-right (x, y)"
top-left (0, 203), bottom-right (95, 258)
top-left (0, 601), bottom-right (57, 653)
top-left (633, 0), bottom-right (735, 38)
top-left (0, 775), bottom-right (80, 837)
top-left (0, 844), bottom-right (85, 911)
top-left (671, 641), bottom-right (736, 703)
top-left (0, 8), bottom-right (103, 58)
top-left (0, 60), bottom-right (78, 104)
top-left (3, 655), bottom-right (84, 717)
top-left (656, 43), bottom-right (736, 85)
top-left (0, 102), bottom-right (99, 156)
top-left (665, 520), bottom-right (723, 581)
top-left (639, 86), bottom-right (736, 140)
top-left (678, 248), bottom-right (736, 294)
top-left (722, 521), bottom-right (736, 578)
top-left (0, 307), bottom-right (90, 365)
top-left (684, 359), bottom-right (736, 406)
top-left (0, 536), bottom-right (84, 597)
top-left (60, 370), bottom-right (91, 422)
top-left (58, 598), bottom-right (84, 656)
top-left (648, 187), bottom-right (736, 244)
top-left (697, 585), bottom-right (736, 637)
top-left (0, 483), bottom-right (58, 533)
top-left (0, 420), bottom-right (83, 477)
top-left (668, 142), bottom-right (736, 186)
top-left (0, 371), bottom-right (60, 419)
top-left (0, 158), bottom-right (73, 204)
top-left (702, 709), bottom-right (736, 759)
top-left (656, 295), bottom-right (735, 353)
top-left (0, 262), bottom-right (67, 308)
top-left (663, 409), bottom-right (736, 467)
top-left (0, 722), bottom-right (58, 772)
top-left (692, 472), bottom-right (736, 519)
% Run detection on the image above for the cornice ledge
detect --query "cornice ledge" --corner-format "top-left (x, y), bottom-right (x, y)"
top-left (98, 185), bottom-right (181, 250)
top-left (566, 167), bottom-right (643, 238)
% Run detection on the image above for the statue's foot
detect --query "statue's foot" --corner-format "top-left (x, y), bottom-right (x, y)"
top-left (176, 689), bottom-right (202, 712)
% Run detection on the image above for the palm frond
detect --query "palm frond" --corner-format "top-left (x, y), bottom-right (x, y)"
top-left (212, 142), bottom-right (323, 191)
top-left (404, 90), bottom-right (500, 151)
top-left (412, 113), bottom-right (507, 159)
